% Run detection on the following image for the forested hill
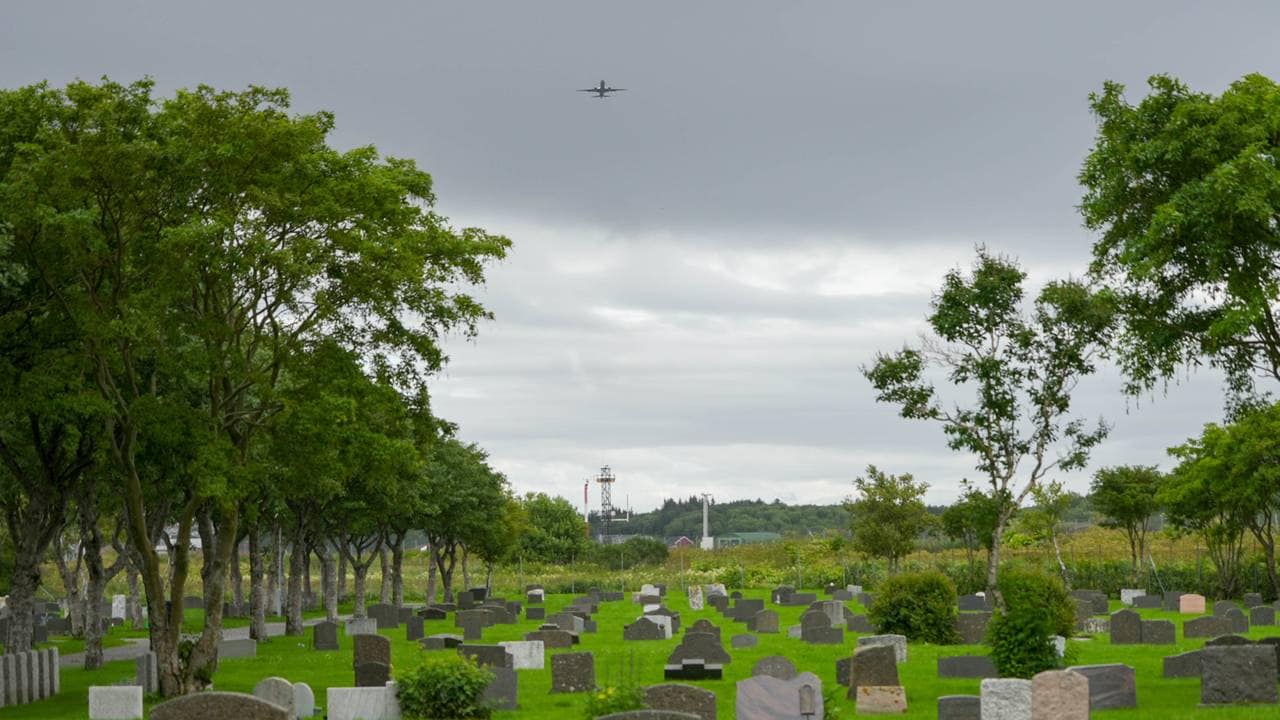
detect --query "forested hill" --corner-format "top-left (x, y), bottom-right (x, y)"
top-left (592, 496), bottom-right (849, 539)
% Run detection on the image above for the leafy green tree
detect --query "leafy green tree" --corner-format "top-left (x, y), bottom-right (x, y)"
top-left (519, 492), bottom-right (589, 564)
top-left (941, 482), bottom-right (1006, 571)
top-left (0, 78), bottom-right (508, 694)
top-left (1082, 73), bottom-right (1280, 397)
top-left (1166, 405), bottom-right (1280, 597)
top-left (864, 250), bottom-right (1114, 602)
top-left (421, 439), bottom-right (511, 602)
top-left (1017, 480), bottom-right (1076, 588)
top-left (1089, 465), bottom-right (1162, 577)
top-left (844, 466), bottom-right (934, 571)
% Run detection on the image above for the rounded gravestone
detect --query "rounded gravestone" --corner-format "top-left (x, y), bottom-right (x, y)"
top-left (150, 692), bottom-right (289, 720)
top-left (252, 677), bottom-right (295, 716)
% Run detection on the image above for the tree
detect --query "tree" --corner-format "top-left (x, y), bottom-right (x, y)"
top-left (0, 78), bottom-right (508, 694)
top-left (421, 439), bottom-right (511, 602)
top-left (1089, 465), bottom-right (1162, 577)
top-left (1017, 480), bottom-right (1075, 588)
top-left (941, 482), bottom-right (1005, 571)
top-left (518, 493), bottom-right (589, 564)
top-left (864, 250), bottom-right (1114, 603)
top-left (1082, 73), bottom-right (1280, 397)
top-left (844, 465), bottom-right (934, 571)
top-left (1166, 405), bottom-right (1280, 598)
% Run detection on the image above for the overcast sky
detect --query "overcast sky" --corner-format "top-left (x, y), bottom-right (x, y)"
top-left (4, 2), bottom-right (1275, 512)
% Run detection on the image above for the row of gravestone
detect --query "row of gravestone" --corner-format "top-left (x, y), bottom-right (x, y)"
top-left (1163, 633), bottom-right (1280, 704)
top-left (0, 648), bottom-right (59, 708)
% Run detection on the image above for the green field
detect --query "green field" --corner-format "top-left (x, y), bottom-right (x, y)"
top-left (4, 590), bottom-right (1278, 719)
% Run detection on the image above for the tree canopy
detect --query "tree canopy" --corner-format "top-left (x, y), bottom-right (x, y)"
top-left (845, 465), bottom-right (934, 570)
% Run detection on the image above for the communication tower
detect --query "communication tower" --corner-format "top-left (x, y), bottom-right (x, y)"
top-left (596, 465), bottom-right (617, 542)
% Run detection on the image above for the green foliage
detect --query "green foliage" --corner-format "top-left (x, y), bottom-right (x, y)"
top-left (941, 484), bottom-right (1005, 555)
top-left (846, 466), bottom-right (934, 570)
top-left (591, 496), bottom-right (848, 538)
top-left (1082, 73), bottom-right (1280, 396)
top-left (589, 537), bottom-right (669, 568)
top-left (988, 569), bottom-right (1075, 678)
top-left (1090, 465), bottom-right (1163, 573)
top-left (397, 654), bottom-right (494, 720)
top-left (868, 571), bottom-right (961, 644)
top-left (519, 492), bottom-right (589, 564)
top-left (582, 685), bottom-right (643, 720)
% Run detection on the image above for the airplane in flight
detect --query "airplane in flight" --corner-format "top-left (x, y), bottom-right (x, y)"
top-left (578, 80), bottom-right (626, 98)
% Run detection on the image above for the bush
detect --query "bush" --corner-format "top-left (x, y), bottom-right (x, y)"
top-left (589, 537), bottom-right (669, 568)
top-left (868, 570), bottom-right (961, 644)
top-left (583, 685), bottom-right (644, 719)
top-left (397, 654), bottom-right (494, 720)
top-left (987, 569), bottom-right (1074, 678)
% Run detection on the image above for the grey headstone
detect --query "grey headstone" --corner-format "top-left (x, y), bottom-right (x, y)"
top-left (419, 633), bottom-right (464, 650)
top-left (89, 685), bottom-right (144, 720)
top-left (458, 644), bottom-right (514, 669)
top-left (1244, 593), bottom-right (1264, 608)
top-left (367, 603), bottom-right (397, 630)
top-left (1162, 591), bottom-right (1183, 611)
top-left (406, 616), bottom-right (424, 642)
top-left (294, 683), bottom-right (315, 719)
top-left (1133, 595), bottom-right (1163, 609)
top-left (1214, 600), bottom-right (1240, 616)
top-left (1162, 650), bottom-right (1202, 678)
top-left (525, 628), bottom-right (576, 648)
top-left (667, 632), bottom-right (730, 665)
top-left (751, 655), bottom-right (798, 680)
top-left (352, 634), bottom-right (391, 668)
top-left (1109, 609), bottom-right (1141, 644)
top-left (749, 610), bottom-right (779, 633)
top-left (551, 652), bottom-right (595, 693)
top-left (847, 614), bottom-right (876, 634)
top-left (150, 692), bottom-right (288, 720)
top-left (483, 666), bottom-right (518, 710)
top-left (980, 678), bottom-right (1032, 720)
top-left (938, 655), bottom-right (998, 678)
top-left (644, 683), bottom-right (716, 720)
top-left (344, 618), bottom-right (377, 636)
top-left (937, 694), bottom-right (981, 720)
top-left (135, 653), bottom-right (158, 694)
top-left (958, 594), bottom-right (989, 611)
top-left (857, 634), bottom-right (907, 663)
top-left (624, 616), bottom-right (668, 641)
top-left (217, 638), bottom-right (256, 659)
top-left (354, 661), bottom-right (390, 687)
top-left (419, 606), bottom-right (447, 620)
top-left (252, 677), bottom-right (295, 716)
top-left (1140, 619), bottom-right (1175, 644)
top-left (955, 612), bottom-right (990, 644)
top-left (734, 672), bottom-right (823, 720)
top-left (313, 621), bottom-right (339, 650)
top-left (457, 609), bottom-right (488, 640)
top-left (663, 659), bottom-right (723, 681)
top-left (1201, 645), bottom-right (1278, 705)
top-left (770, 586), bottom-right (795, 604)
top-left (1251, 605), bottom-right (1277, 627)
top-left (847, 644), bottom-right (898, 695)
top-left (1066, 663), bottom-right (1137, 710)
top-left (1184, 615), bottom-right (1233, 638)
top-left (687, 619), bottom-right (720, 638)
top-left (731, 634), bottom-right (757, 649)
top-left (526, 607), bottom-right (545, 621)
top-left (1224, 607), bottom-right (1251, 634)
top-left (458, 591), bottom-right (476, 610)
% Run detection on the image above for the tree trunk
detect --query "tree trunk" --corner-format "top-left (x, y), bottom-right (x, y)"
top-left (424, 540), bottom-right (438, 605)
top-left (229, 533), bottom-right (244, 614)
top-left (286, 530), bottom-right (305, 636)
top-left (433, 542), bottom-right (457, 604)
top-left (267, 522), bottom-right (282, 617)
top-left (461, 546), bottom-right (470, 591)
top-left (304, 546), bottom-right (313, 609)
top-left (1051, 527), bottom-right (1071, 590)
top-left (52, 534), bottom-right (85, 637)
top-left (378, 543), bottom-right (391, 604)
top-left (391, 535), bottom-right (405, 607)
top-left (126, 560), bottom-right (144, 630)
top-left (986, 515), bottom-right (1007, 609)
top-left (353, 564), bottom-right (369, 617)
top-left (5, 546), bottom-right (42, 653)
top-left (248, 520), bottom-right (267, 641)
top-left (322, 542), bottom-right (338, 622)
top-left (337, 545), bottom-right (347, 601)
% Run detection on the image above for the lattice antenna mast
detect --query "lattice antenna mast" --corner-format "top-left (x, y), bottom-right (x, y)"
top-left (596, 465), bottom-right (616, 543)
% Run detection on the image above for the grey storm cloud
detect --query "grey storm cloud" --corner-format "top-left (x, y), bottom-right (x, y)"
top-left (2, 0), bottom-right (1266, 509)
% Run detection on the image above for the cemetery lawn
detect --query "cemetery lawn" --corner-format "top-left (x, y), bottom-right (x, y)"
top-left (4, 594), bottom-right (1279, 718)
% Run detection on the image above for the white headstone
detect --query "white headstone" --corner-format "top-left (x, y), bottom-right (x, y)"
top-left (648, 614), bottom-right (674, 639)
top-left (1120, 589), bottom-right (1146, 606)
top-left (346, 618), bottom-right (378, 636)
top-left (327, 682), bottom-right (402, 720)
top-left (981, 678), bottom-right (1032, 720)
top-left (687, 586), bottom-right (705, 611)
top-left (293, 682), bottom-right (316, 719)
top-left (498, 640), bottom-right (545, 670)
top-left (857, 634), bottom-right (908, 663)
top-left (642, 603), bottom-right (661, 614)
top-left (1052, 635), bottom-right (1066, 658)
top-left (88, 685), bottom-right (143, 720)
top-left (253, 676), bottom-right (295, 715)
top-left (111, 595), bottom-right (128, 621)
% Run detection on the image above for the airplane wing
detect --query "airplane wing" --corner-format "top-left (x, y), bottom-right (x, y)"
top-left (577, 89), bottom-right (599, 93)
top-left (610, 88), bottom-right (627, 92)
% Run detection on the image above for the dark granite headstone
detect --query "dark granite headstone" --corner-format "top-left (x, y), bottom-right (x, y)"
top-left (150, 692), bottom-right (288, 720)
top-left (459, 644), bottom-right (514, 669)
top-left (312, 621), bottom-right (339, 651)
top-left (847, 614), bottom-right (876, 634)
top-left (419, 607), bottom-right (447, 620)
top-left (1184, 615), bottom-right (1233, 638)
top-left (1201, 645), bottom-right (1278, 705)
top-left (937, 655), bottom-right (998, 678)
top-left (1206, 634), bottom-right (1252, 646)
top-left (456, 609), bottom-right (488, 641)
top-left (937, 695), bottom-right (981, 720)
top-left (1224, 607), bottom-right (1250, 634)
top-left (955, 612), bottom-right (990, 645)
top-left (527, 607), bottom-right (546, 621)
top-left (663, 659), bottom-right (723, 681)
top-left (751, 655), bottom-right (798, 680)
top-left (749, 610), bottom-right (779, 634)
top-left (419, 633), bottom-right (464, 650)
top-left (551, 652), bottom-right (595, 693)
top-left (1066, 663), bottom-right (1136, 710)
top-left (525, 627), bottom-right (576, 648)
top-left (1214, 600), bottom-right (1240, 616)
top-left (1133, 595), bottom-right (1163, 609)
top-left (624, 617), bottom-right (667, 641)
top-left (1109, 609), bottom-right (1141, 645)
top-left (1251, 605), bottom-right (1276, 627)
top-left (1162, 650), bottom-right (1202, 678)
top-left (847, 644), bottom-right (898, 696)
top-left (483, 667), bottom-right (517, 710)
top-left (1162, 591), bottom-right (1183, 612)
top-left (667, 632), bottom-right (731, 665)
top-left (406, 616), bottom-right (425, 642)
top-left (1244, 593), bottom-right (1264, 608)
top-left (354, 661), bottom-right (390, 687)
top-left (458, 591), bottom-right (476, 610)
top-left (352, 633), bottom-right (391, 668)
top-left (643, 683), bottom-right (717, 720)
top-left (770, 586), bottom-right (795, 604)
top-left (1140, 619), bottom-right (1175, 644)
top-left (958, 594), bottom-right (989, 612)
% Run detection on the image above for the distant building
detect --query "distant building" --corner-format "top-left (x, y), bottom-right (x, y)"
top-left (715, 532), bottom-right (782, 548)
top-left (666, 536), bottom-right (695, 549)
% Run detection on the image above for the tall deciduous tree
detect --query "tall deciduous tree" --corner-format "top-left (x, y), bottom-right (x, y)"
top-left (1017, 480), bottom-right (1076, 589)
top-left (0, 78), bottom-right (508, 694)
top-left (844, 465), bottom-right (933, 571)
top-left (518, 492), bottom-right (589, 564)
top-left (1089, 465), bottom-right (1162, 577)
top-left (421, 439), bottom-right (511, 602)
top-left (1082, 73), bottom-right (1280, 397)
top-left (864, 250), bottom-right (1114, 603)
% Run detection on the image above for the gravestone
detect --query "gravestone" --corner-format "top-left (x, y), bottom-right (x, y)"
top-left (1066, 663), bottom-right (1136, 710)
top-left (326, 684), bottom-right (401, 720)
top-left (980, 678), bottom-right (1032, 720)
top-left (89, 685), bottom-right (143, 720)
top-left (551, 652), bottom-right (595, 693)
top-left (1133, 595), bottom-right (1163, 609)
top-left (367, 603), bottom-right (397, 630)
top-left (938, 655), bottom-right (998, 679)
top-left (815, 600), bottom-right (845, 627)
top-left (1201, 645), bottom-right (1278, 705)
top-left (353, 634), bottom-right (392, 668)
top-left (354, 661), bottom-right (390, 687)
top-left (1180, 593), bottom-right (1206, 614)
top-left (1031, 669), bottom-right (1088, 720)
top-left (419, 607), bottom-right (447, 620)
top-left (551, 612), bottom-right (586, 634)
top-left (799, 609), bottom-right (842, 644)
top-left (846, 644), bottom-right (898, 695)
top-left (1082, 617), bottom-right (1110, 635)
top-left (294, 683), bottom-right (316, 719)
top-left (1224, 607), bottom-right (1250, 634)
top-left (853, 685), bottom-right (907, 714)
top-left (937, 695), bottom-right (981, 720)
top-left (751, 655), bottom-right (798, 680)
top-left (345, 618), bottom-right (377, 636)
top-left (1215, 600), bottom-right (1240, 616)
top-left (955, 612), bottom-right (990, 644)
top-left (1162, 650), bottom-right (1202, 678)
top-left (644, 683), bottom-right (716, 720)
top-left (728, 599), bottom-right (764, 622)
top-left (527, 607), bottom-right (546, 621)
top-left (1120, 588), bottom-right (1146, 606)
top-left (218, 638), bottom-right (257, 659)
top-left (770, 586), bottom-right (794, 604)
top-left (749, 610), bottom-right (779, 633)
top-left (1252, 605), bottom-right (1277, 626)
top-left (624, 616), bottom-right (668, 641)
top-left (252, 677), bottom-right (295, 717)
top-left (527, 588), bottom-right (545, 604)
top-left (1069, 589), bottom-right (1107, 615)
top-left (406, 616), bottom-right (424, 642)
top-left (1245, 592), bottom-right (1264, 607)
top-left (687, 586), bottom-right (704, 611)
top-left (181, 596), bottom-right (204, 610)
top-left (1207, 634), bottom-right (1252, 646)
top-left (110, 595), bottom-right (127, 621)
top-left (858, 634), bottom-right (908, 663)
top-left (420, 633), bottom-right (464, 650)
top-left (667, 632), bottom-right (731, 665)
top-left (734, 672), bottom-right (823, 720)
top-left (483, 667), bottom-right (518, 710)
top-left (959, 594), bottom-right (989, 611)
top-left (150, 692), bottom-right (288, 720)
top-left (459, 644), bottom-right (513, 669)
top-left (135, 652), bottom-right (158, 694)
top-left (1109, 609), bottom-right (1140, 645)
top-left (398, 607), bottom-right (415, 624)
top-left (688, 619), bottom-right (720, 638)
top-left (708, 595), bottom-right (730, 613)
top-left (457, 610), bottom-right (488, 641)
top-left (1184, 615), bottom-right (1233, 638)
top-left (498, 640), bottom-right (545, 670)
top-left (525, 627), bottom-right (576, 648)
top-left (458, 591), bottom-right (476, 610)
top-left (664, 659), bottom-right (723, 681)
top-left (1140, 619), bottom-right (1175, 644)
top-left (832, 589), bottom-right (853, 601)
top-left (1162, 591), bottom-right (1184, 611)
top-left (731, 634), bottom-right (757, 649)
top-left (848, 614), bottom-right (877, 634)
top-left (313, 621), bottom-right (339, 650)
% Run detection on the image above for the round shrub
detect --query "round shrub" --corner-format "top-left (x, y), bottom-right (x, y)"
top-left (583, 685), bottom-right (644, 720)
top-left (987, 569), bottom-right (1074, 678)
top-left (397, 654), bottom-right (494, 720)
top-left (868, 570), bottom-right (961, 644)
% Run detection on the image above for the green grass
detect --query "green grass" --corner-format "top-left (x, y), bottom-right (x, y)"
top-left (2, 593), bottom-right (1279, 718)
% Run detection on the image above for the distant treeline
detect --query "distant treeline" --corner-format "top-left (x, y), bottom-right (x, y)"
top-left (590, 496), bottom-right (849, 539)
